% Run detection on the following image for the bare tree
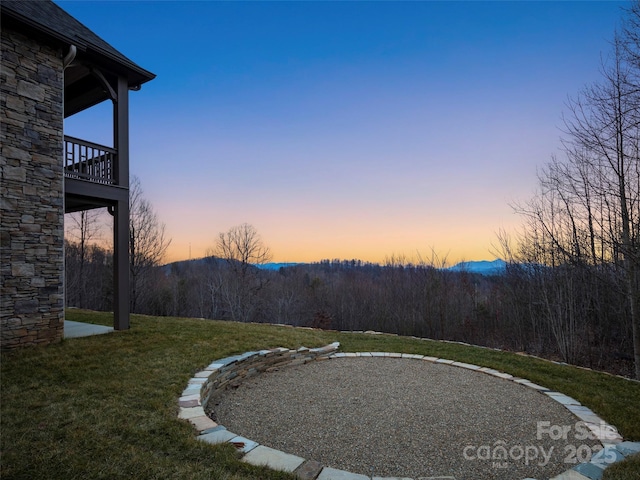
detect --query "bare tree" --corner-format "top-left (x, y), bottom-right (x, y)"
top-left (65, 209), bottom-right (105, 308)
top-left (563, 36), bottom-right (640, 377)
top-left (214, 223), bottom-right (272, 273)
top-left (129, 175), bottom-right (171, 312)
top-left (208, 223), bottom-right (271, 322)
top-left (509, 22), bottom-right (640, 376)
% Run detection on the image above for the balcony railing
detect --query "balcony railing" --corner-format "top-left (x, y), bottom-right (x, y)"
top-left (64, 136), bottom-right (117, 185)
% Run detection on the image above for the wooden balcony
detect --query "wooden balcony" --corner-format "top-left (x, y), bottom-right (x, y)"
top-left (64, 135), bottom-right (117, 185)
top-left (64, 135), bottom-right (128, 213)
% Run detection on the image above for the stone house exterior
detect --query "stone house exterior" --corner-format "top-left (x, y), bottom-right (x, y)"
top-left (1, 0), bottom-right (155, 348)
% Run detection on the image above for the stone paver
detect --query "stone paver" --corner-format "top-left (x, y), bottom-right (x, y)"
top-left (372, 477), bottom-right (413, 480)
top-left (544, 392), bottom-right (582, 406)
top-left (229, 435), bottom-right (259, 453)
top-left (294, 460), bottom-right (324, 480)
top-left (616, 441), bottom-right (640, 456)
top-left (401, 353), bottom-right (424, 360)
top-left (178, 393), bottom-right (200, 407)
top-left (181, 384), bottom-right (201, 396)
top-left (198, 428), bottom-right (236, 444)
top-left (514, 378), bottom-right (550, 391)
top-left (415, 477), bottom-right (456, 480)
top-left (188, 415), bottom-right (217, 432)
top-left (573, 462), bottom-right (604, 480)
top-left (585, 424), bottom-right (624, 444)
top-left (451, 361), bottom-right (481, 370)
top-left (550, 470), bottom-right (591, 480)
top-left (591, 446), bottom-right (626, 465)
top-left (242, 445), bottom-right (305, 472)
top-left (200, 424), bottom-right (226, 435)
top-left (316, 467), bottom-right (370, 479)
top-left (421, 356), bottom-right (439, 362)
top-left (179, 345), bottom-right (632, 480)
top-left (178, 406), bottom-right (205, 420)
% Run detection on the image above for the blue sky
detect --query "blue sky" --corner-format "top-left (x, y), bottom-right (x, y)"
top-left (59, 0), bottom-right (628, 264)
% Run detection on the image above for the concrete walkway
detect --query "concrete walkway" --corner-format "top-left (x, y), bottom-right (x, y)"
top-left (64, 320), bottom-right (113, 339)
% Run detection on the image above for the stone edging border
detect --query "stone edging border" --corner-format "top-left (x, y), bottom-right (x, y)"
top-left (177, 343), bottom-right (640, 480)
top-left (337, 329), bottom-right (640, 385)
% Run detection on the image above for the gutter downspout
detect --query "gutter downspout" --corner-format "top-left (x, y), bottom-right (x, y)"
top-left (63, 45), bottom-right (76, 69)
top-left (62, 44), bottom-right (75, 334)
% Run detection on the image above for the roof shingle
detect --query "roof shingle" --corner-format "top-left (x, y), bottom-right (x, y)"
top-left (1, 0), bottom-right (155, 87)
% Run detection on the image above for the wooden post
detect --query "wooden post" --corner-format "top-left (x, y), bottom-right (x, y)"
top-left (113, 76), bottom-right (130, 330)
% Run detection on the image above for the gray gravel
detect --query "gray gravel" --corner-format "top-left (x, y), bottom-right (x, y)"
top-left (209, 358), bottom-right (601, 480)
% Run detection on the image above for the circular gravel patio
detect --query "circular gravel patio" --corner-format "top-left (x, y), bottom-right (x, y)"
top-left (210, 357), bottom-right (602, 480)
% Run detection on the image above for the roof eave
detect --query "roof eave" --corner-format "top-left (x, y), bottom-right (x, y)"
top-left (1, 5), bottom-right (155, 88)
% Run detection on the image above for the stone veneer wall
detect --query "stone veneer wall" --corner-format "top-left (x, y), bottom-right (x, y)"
top-left (1, 27), bottom-right (65, 348)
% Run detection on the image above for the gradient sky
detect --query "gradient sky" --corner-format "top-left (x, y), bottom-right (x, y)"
top-left (58, 0), bottom-right (628, 264)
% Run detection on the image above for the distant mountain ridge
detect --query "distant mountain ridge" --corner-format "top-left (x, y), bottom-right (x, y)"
top-left (165, 258), bottom-right (507, 276)
top-left (254, 262), bottom-right (301, 271)
top-left (447, 259), bottom-right (506, 275)
top-left (257, 259), bottom-right (507, 275)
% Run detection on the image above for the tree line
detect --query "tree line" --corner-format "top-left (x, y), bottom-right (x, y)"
top-left (65, 223), bottom-right (635, 378)
top-left (496, 2), bottom-right (640, 378)
top-left (65, 3), bottom-right (640, 378)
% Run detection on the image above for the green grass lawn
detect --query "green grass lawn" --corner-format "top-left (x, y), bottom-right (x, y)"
top-left (2, 310), bottom-right (639, 479)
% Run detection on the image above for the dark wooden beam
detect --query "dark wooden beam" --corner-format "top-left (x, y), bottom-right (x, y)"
top-left (114, 76), bottom-right (129, 187)
top-left (64, 69), bottom-right (110, 118)
top-left (113, 198), bottom-right (129, 330)
top-left (112, 75), bottom-right (130, 330)
top-left (64, 178), bottom-right (127, 204)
